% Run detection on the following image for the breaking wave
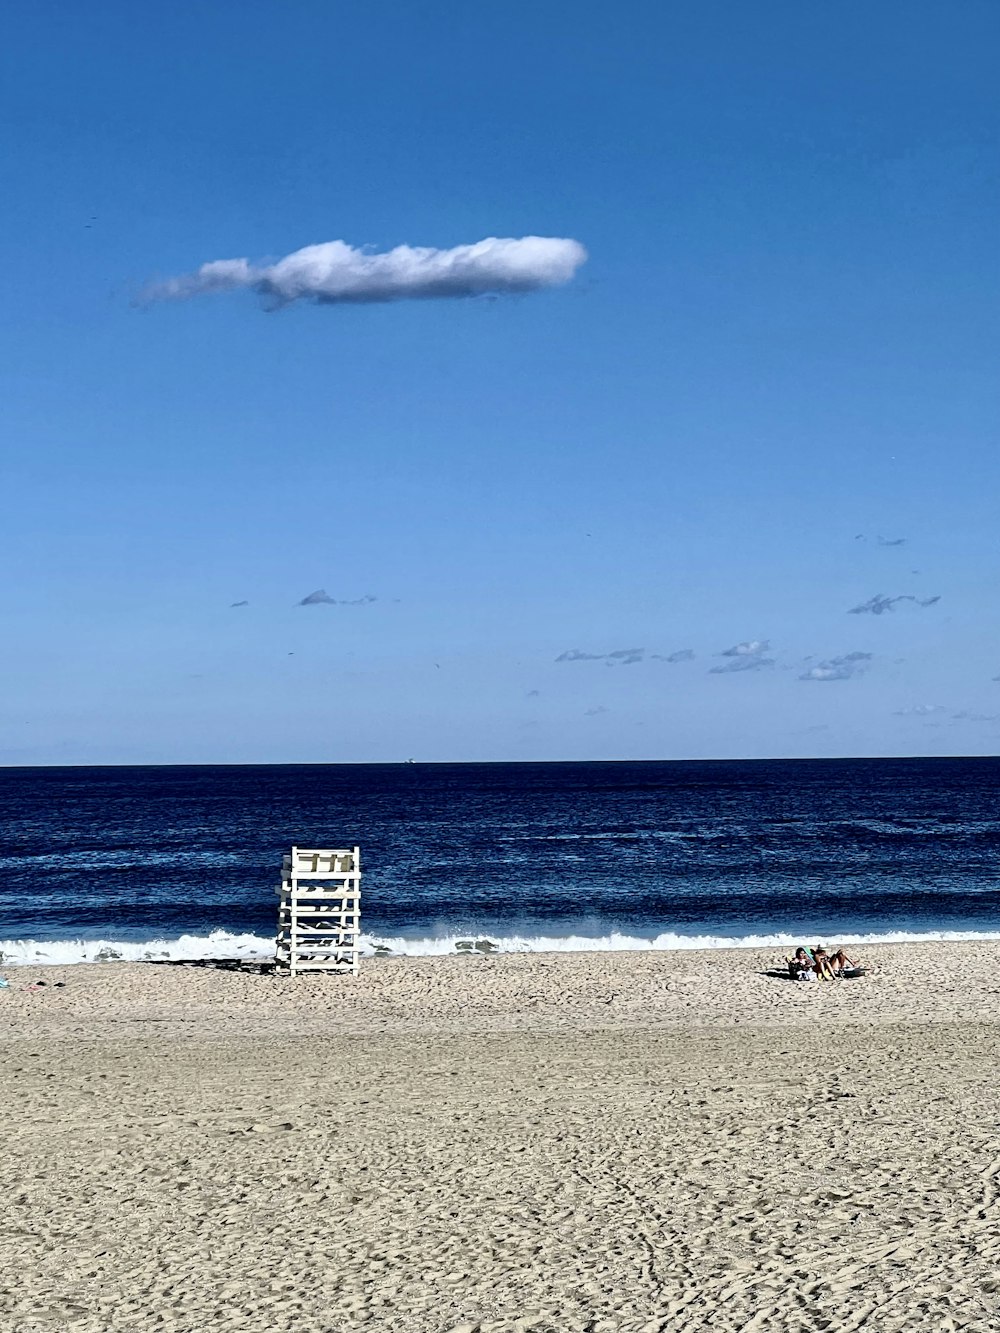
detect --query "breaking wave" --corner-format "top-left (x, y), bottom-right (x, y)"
top-left (4, 925), bottom-right (1000, 966)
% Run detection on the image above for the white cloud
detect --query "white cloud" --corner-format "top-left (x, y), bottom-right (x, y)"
top-left (144, 236), bottom-right (587, 308)
top-left (720, 639), bottom-right (769, 657)
top-left (709, 639), bottom-right (773, 674)
top-left (800, 652), bottom-right (872, 682)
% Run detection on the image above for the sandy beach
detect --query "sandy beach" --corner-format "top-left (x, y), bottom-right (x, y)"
top-left (2, 942), bottom-right (999, 1332)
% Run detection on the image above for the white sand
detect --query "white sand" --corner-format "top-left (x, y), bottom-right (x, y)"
top-left (2, 943), bottom-right (999, 1331)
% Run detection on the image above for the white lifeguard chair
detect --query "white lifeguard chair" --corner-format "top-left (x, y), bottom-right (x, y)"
top-left (274, 846), bottom-right (361, 976)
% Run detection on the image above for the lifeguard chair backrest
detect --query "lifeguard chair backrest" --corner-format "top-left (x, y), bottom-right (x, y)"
top-left (290, 847), bottom-right (357, 876)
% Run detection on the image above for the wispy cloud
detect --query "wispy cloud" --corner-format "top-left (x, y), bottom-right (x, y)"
top-left (850, 594), bottom-right (896, 616)
top-left (230, 600), bottom-right (249, 608)
top-left (709, 640), bottom-right (773, 674)
top-left (298, 589), bottom-right (376, 606)
top-left (557, 647), bottom-right (644, 666)
top-left (710, 656), bottom-right (775, 674)
top-left (557, 645), bottom-right (697, 666)
top-left (652, 649), bottom-right (695, 663)
top-left (893, 704), bottom-right (945, 716)
top-left (952, 710), bottom-right (1000, 723)
top-left (525, 689), bottom-right (541, 698)
top-left (849, 593), bottom-right (940, 615)
top-left (144, 236), bottom-right (587, 308)
top-left (800, 651), bottom-right (872, 682)
top-left (877, 536), bottom-right (906, 546)
top-left (584, 705), bottom-right (609, 716)
top-left (720, 639), bottom-right (770, 657)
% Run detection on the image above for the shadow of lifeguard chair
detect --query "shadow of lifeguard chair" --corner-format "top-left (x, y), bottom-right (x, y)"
top-left (274, 846), bottom-right (361, 976)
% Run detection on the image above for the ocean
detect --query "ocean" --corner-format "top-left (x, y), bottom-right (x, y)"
top-left (1, 757), bottom-right (999, 965)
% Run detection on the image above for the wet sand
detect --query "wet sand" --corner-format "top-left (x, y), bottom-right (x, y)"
top-left (2, 943), bottom-right (999, 1331)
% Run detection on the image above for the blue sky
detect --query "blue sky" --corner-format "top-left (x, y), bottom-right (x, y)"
top-left (2, 0), bottom-right (998, 763)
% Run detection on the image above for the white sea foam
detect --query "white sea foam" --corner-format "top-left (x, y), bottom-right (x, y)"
top-left (4, 926), bottom-right (1000, 966)
top-left (0, 930), bottom-right (274, 966)
top-left (363, 927), bottom-right (1000, 955)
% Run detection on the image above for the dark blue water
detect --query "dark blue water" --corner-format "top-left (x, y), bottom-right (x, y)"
top-left (2, 758), bottom-right (999, 962)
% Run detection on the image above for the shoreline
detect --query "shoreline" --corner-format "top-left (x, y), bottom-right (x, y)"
top-left (3, 939), bottom-right (1000, 1042)
top-left (5, 925), bottom-right (1000, 969)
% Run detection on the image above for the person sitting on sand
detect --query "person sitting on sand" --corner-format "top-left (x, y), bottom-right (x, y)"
top-left (789, 949), bottom-right (816, 981)
top-left (812, 946), bottom-right (837, 980)
top-left (829, 948), bottom-right (859, 977)
top-left (786, 947), bottom-right (814, 980)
